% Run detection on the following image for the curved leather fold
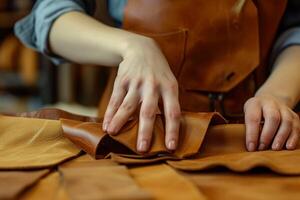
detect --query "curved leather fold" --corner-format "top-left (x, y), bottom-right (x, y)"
top-left (60, 112), bottom-right (226, 159)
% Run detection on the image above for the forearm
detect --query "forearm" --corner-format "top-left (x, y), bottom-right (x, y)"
top-left (49, 11), bottom-right (146, 66)
top-left (256, 46), bottom-right (300, 108)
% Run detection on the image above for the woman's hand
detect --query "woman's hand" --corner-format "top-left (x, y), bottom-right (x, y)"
top-left (102, 36), bottom-right (181, 153)
top-left (244, 94), bottom-right (300, 151)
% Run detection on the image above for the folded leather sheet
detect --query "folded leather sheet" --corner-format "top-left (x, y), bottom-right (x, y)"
top-left (60, 112), bottom-right (226, 159)
top-left (0, 115), bottom-right (81, 169)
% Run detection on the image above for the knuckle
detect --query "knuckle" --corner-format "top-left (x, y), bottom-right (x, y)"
top-left (268, 111), bottom-right (281, 123)
top-left (118, 76), bottom-right (130, 89)
top-left (247, 114), bottom-right (261, 124)
top-left (165, 80), bottom-right (178, 92)
top-left (168, 110), bottom-right (181, 121)
top-left (140, 107), bottom-right (156, 119)
top-left (120, 101), bottom-right (135, 112)
top-left (147, 79), bottom-right (160, 91)
top-left (283, 115), bottom-right (293, 126)
top-left (109, 97), bottom-right (119, 108)
top-left (245, 97), bottom-right (259, 107)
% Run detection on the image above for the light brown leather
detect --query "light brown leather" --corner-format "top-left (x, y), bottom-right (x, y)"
top-left (168, 124), bottom-right (300, 175)
top-left (184, 172), bottom-right (300, 200)
top-left (0, 170), bottom-right (49, 200)
top-left (129, 164), bottom-right (206, 200)
top-left (60, 165), bottom-right (152, 200)
top-left (21, 172), bottom-right (70, 200)
top-left (0, 115), bottom-right (81, 169)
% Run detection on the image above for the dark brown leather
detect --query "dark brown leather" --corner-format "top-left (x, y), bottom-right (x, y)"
top-left (122, 0), bottom-right (287, 117)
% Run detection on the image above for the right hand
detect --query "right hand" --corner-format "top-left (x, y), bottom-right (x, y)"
top-left (102, 36), bottom-right (181, 153)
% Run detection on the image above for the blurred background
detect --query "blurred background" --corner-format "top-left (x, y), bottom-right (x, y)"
top-left (0, 0), bottom-right (110, 116)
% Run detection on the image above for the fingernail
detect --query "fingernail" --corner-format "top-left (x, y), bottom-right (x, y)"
top-left (272, 142), bottom-right (281, 150)
top-left (138, 140), bottom-right (148, 152)
top-left (258, 143), bottom-right (266, 151)
top-left (168, 140), bottom-right (176, 150)
top-left (103, 122), bottom-right (108, 132)
top-left (248, 142), bottom-right (256, 152)
top-left (107, 125), bottom-right (116, 135)
top-left (286, 142), bottom-right (295, 150)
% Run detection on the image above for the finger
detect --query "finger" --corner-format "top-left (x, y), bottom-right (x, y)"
top-left (136, 89), bottom-right (159, 152)
top-left (271, 110), bottom-right (293, 150)
top-left (286, 115), bottom-right (300, 150)
top-left (107, 84), bottom-right (140, 135)
top-left (244, 99), bottom-right (262, 151)
top-left (103, 81), bottom-right (126, 132)
top-left (286, 127), bottom-right (299, 150)
top-left (161, 81), bottom-right (181, 151)
top-left (259, 104), bottom-right (281, 150)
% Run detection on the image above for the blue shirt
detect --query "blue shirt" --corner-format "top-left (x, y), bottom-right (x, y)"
top-left (14, 0), bottom-right (300, 66)
top-left (14, 0), bottom-right (126, 65)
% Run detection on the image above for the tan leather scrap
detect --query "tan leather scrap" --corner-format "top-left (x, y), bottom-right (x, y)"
top-left (0, 169), bottom-right (49, 200)
top-left (0, 115), bottom-right (81, 169)
top-left (167, 124), bottom-right (300, 175)
top-left (1, 108), bottom-right (300, 175)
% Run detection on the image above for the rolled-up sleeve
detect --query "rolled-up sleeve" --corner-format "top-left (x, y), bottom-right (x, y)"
top-left (14, 0), bottom-right (95, 65)
top-left (270, 27), bottom-right (300, 67)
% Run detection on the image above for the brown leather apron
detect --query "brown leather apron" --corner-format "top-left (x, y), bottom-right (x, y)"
top-left (98, 0), bottom-right (287, 119)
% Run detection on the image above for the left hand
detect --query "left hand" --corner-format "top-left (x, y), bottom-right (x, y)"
top-left (244, 94), bottom-right (300, 151)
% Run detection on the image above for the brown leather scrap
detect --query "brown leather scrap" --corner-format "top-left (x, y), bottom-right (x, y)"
top-left (60, 112), bottom-right (225, 159)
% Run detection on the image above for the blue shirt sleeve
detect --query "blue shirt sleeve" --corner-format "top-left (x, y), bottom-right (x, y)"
top-left (270, 27), bottom-right (300, 69)
top-left (14, 0), bottom-right (95, 65)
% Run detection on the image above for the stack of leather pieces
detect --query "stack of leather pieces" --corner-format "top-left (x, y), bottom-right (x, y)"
top-left (1, 108), bottom-right (300, 199)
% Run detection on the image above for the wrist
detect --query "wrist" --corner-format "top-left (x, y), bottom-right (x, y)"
top-left (255, 88), bottom-right (295, 108)
top-left (119, 34), bottom-right (157, 59)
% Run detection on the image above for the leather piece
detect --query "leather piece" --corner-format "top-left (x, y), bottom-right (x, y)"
top-left (184, 172), bottom-right (300, 200)
top-left (60, 112), bottom-right (225, 159)
top-left (129, 164), bottom-right (206, 200)
top-left (0, 115), bottom-right (81, 169)
top-left (13, 108), bottom-right (100, 122)
top-left (21, 172), bottom-right (70, 200)
top-left (0, 169), bottom-right (49, 200)
top-left (60, 165), bottom-right (152, 200)
top-left (168, 124), bottom-right (300, 175)
top-left (21, 155), bottom-right (118, 200)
